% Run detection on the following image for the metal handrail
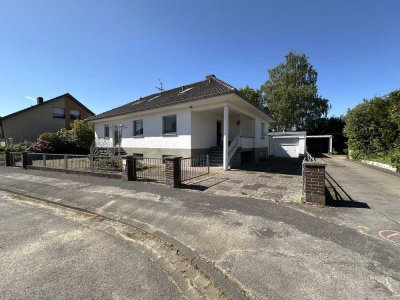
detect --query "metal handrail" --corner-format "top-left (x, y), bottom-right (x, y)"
top-left (228, 135), bottom-right (240, 161)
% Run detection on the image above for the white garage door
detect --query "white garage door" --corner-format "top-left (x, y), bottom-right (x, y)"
top-left (272, 138), bottom-right (299, 158)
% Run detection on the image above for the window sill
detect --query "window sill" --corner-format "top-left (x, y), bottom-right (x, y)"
top-left (162, 133), bottom-right (177, 137)
top-left (133, 135), bottom-right (144, 138)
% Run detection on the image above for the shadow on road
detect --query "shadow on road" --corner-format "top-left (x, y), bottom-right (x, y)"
top-left (325, 171), bottom-right (370, 209)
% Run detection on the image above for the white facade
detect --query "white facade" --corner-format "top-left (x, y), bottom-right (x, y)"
top-left (91, 94), bottom-right (274, 170)
top-left (95, 108), bottom-right (192, 150)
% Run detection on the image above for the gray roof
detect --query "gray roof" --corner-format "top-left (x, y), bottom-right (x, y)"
top-left (87, 75), bottom-right (273, 121)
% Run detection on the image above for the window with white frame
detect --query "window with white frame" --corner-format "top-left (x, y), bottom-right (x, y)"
top-left (133, 119), bottom-right (143, 136)
top-left (104, 124), bottom-right (110, 138)
top-left (261, 122), bottom-right (265, 139)
top-left (162, 115), bottom-right (177, 135)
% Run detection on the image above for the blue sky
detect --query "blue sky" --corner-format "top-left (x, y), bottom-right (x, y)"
top-left (0, 0), bottom-right (399, 117)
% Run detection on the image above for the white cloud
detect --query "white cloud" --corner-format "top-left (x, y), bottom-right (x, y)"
top-left (25, 96), bottom-right (36, 102)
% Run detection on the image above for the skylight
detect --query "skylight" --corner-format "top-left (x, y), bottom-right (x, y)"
top-left (179, 87), bottom-right (193, 94)
top-left (148, 95), bottom-right (161, 101)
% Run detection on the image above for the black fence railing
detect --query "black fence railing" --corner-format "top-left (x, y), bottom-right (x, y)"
top-left (2, 151), bottom-right (210, 185)
top-left (27, 153), bottom-right (123, 174)
top-left (8, 152), bottom-right (23, 167)
top-left (180, 155), bottom-right (209, 181)
top-left (135, 157), bottom-right (166, 181)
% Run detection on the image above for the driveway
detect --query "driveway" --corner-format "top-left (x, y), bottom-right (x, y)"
top-left (298, 156), bottom-right (400, 245)
top-left (1, 166), bottom-right (399, 299)
top-left (183, 158), bottom-right (303, 202)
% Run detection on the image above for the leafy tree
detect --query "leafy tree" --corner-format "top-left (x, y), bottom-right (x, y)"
top-left (57, 120), bottom-right (94, 153)
top-left (260, 51), bottom-right (330, 131)
top-left (344, 92), bottom-right (400, 161)
top-left (238, 86), bottom-right (264, 108)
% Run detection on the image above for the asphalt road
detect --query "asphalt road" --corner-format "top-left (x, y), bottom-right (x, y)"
top-left (0, 191), bottom-right (225, 300)
top-left (299, 157), bottom-right (400, 242)
top-left (1, 167), bottom-right (400, 299)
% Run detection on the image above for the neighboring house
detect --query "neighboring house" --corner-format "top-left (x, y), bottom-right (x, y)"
top-left (268, 131), bottom-right (306, 158)
top-left (0, 93), bottom-right (94, 144)
top-left (87, 75), bottom-right (275, 170)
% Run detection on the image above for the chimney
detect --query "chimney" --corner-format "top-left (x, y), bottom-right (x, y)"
top-left (206, 74), bottom-right (216, 83)
top-left (37, 97), bottom-right (44, 105)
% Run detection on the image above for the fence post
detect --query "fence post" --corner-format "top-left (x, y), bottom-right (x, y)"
top-left (42, 153), bottom-right (46, 167)
top-left (206, 154), bottom-right (210, 174)
top-left (122, 156), bottom-right (134, 181)
top-left (132, 157), bottom-right (137, 181)
top-left (5, 151), bottom-right (11, 167)
top-left (164, 156), bottom-right (182, 188)
top-left (22, 152), bottom-right (31, 169)
top-left (302, 160), bottom-right (326, 205)
top-left (64, 154), bottom-right (68, 170)
top-left (89, 155), bottom-right (94, 172)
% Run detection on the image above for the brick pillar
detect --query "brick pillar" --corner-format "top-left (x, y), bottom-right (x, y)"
top-left (164, 157), bottom-right (181, 188)
top-left (5, 151), bottom-right (12, 166)
top-left (303, 161), bottom-right (326, 205)
top-left (122, 156), bottom-right (135, 181)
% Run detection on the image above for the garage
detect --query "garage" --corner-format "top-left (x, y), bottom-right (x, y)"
top-left (269, 132), bottom-right (306, 158)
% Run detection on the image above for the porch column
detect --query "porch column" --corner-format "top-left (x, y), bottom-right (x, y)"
top-left (223, 105), bottom-right (229, 170)
top-left (329, 136), bottom-right (333, 154)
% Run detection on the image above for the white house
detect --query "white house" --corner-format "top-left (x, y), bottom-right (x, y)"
top-left (86, 75), bottom-right (275, 170)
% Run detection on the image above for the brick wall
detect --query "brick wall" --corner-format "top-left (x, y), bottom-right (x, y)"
top-left (303, 161), bottom-right (326, 205)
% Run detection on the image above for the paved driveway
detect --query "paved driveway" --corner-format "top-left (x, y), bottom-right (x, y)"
top-left (299, 156), bottom-right (400, 245)
top-left (183, 158), bottom-right (303, 202)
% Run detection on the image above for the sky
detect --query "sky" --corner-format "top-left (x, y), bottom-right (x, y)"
top-left (0, 0), bottom-right (399, 117)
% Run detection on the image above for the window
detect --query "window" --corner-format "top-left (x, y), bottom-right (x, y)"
top-left (133, 153), bottom-right (143, 158)
top-left (261, 122), bottom-right (265, 139)
top-left (163, 115), bottom-right (177, 135)
top-left (53, 108), bottom-right (65, 119)
top-left (104, 124), bottom-right (110, 138)
top-left (133, 119), bottom-right (143, 136)
top-left (70, 109), bottom-right (80, 120)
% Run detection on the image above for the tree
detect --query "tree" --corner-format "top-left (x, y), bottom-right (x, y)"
top-left (238, 86), bottom-right (264, 108)
top-left (58, 120), bottom-right (94, 152)
top-left (260, 51), bottom-right (330, 131)
top-left (344, 93), bottom-right (399, 159)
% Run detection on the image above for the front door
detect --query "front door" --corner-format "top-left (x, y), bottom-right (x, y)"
top-left (217, 121), bottom-right (222, 146)
top-left (113, 127), bottom-right (121, 147)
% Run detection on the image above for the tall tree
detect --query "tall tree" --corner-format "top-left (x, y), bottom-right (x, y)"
top-left (260, 51), bottom-right (330, 131)
top-left (238, 86), bottom-right (264, 108)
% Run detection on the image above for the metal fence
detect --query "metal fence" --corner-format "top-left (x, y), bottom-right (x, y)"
top-left (302, 151), bottom-right (316, 194)
top-left (180, 155), bottom-right (209, 181)
top-left (135, 157), bottom-right (165, 181)
top-left (0, 152), bottom-right (6, 166)
top-left (9, 152), bottom-right (23, 167)
top-left (27, 153), bottom-right (123, 174)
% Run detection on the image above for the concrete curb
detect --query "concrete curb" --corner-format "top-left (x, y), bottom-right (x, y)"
top-left (0, 186), bottom-right (249, 300)
top-left (348, 158), bottom-right (400, 178)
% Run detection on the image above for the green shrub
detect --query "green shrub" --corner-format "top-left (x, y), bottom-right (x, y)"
top-left (95, 158), bottom-right (122, 171)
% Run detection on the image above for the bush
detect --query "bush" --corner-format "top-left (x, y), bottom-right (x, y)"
top-left (94, 157), bottom-right (122, 171)
top-left (28, 140), bottom-right (55, 153)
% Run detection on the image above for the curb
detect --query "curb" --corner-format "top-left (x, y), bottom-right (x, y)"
top-left (0, 186), bottom-right (249, 300)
